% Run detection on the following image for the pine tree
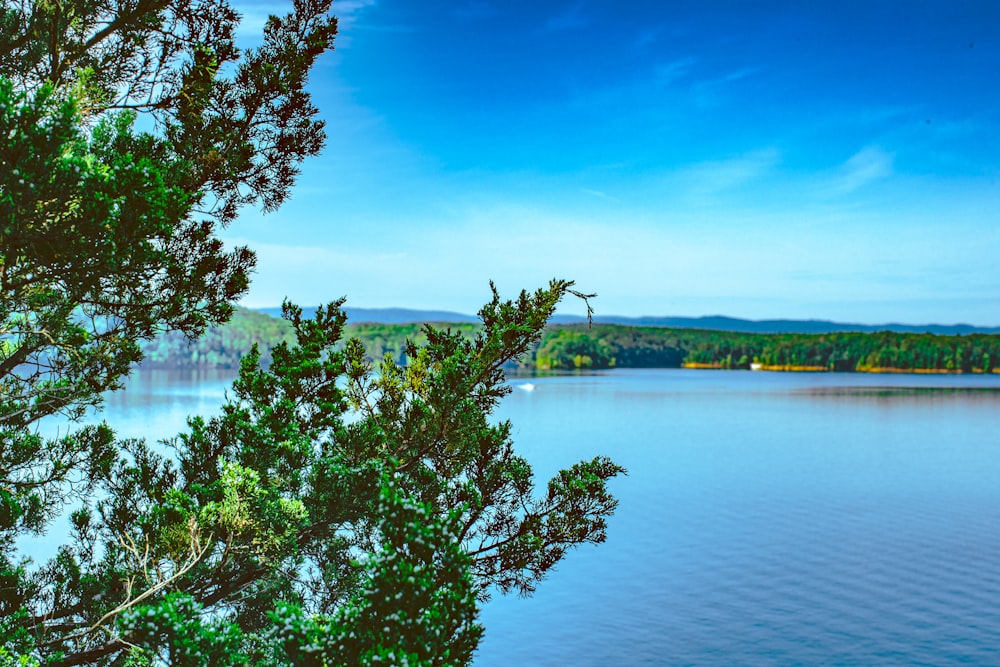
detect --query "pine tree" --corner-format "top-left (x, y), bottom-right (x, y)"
top-left (0, 2), bottom-right (623, 664)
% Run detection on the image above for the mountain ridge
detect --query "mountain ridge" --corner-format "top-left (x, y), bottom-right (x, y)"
top-left (251, 307), bottom-right (1000, 335)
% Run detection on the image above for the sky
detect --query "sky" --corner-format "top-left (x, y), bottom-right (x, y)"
top-left (225, 0), bottom-right (1000, 325)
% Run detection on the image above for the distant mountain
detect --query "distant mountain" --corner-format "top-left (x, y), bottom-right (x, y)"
top-left (253, 307), bottom-right (1000, 335)
top-left (253, 306), bottom-right (478, 324)
top-left (549, 314), bottom-right (1000, 336)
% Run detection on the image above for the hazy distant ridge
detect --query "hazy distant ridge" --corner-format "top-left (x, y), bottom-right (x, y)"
top-left (551, 315), bottom-right (1000, 335)
top-left (254, 307), bottom-right (1000, 335)
top-left (253, 306), bottom-right (478, 324)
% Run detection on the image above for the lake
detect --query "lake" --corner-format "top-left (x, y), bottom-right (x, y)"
top-left (33, 368), bottom-right (1000, 665)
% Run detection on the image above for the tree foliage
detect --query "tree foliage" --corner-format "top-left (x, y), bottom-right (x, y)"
top-left (4, 283), bottom-right (623, 666)
top-left (1, 0), bottom-right (336, 548)
top-left (0, 1), bottom-right (624, 665)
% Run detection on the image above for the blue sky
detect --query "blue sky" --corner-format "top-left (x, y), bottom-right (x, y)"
top-left (226, 0), bottom-right (1000, 324)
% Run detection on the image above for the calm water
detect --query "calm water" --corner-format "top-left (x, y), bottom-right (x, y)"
top-left (36, 369), bottom-right (1000, 664)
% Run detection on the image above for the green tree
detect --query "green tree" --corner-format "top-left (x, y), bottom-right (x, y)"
top-left (1, 2), bottom-right (624, 665)
top-left (0, 0), bottom-right (335, 539)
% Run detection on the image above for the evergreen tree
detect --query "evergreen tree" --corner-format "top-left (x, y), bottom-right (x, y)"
top-left (0, 2), bottom-right (623, 665)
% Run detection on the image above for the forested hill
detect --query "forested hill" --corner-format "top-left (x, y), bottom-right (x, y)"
top-left (140, 307), bottom-right (295, 369)
top-left (551, 315), bottom-right (1000, 336)
top-left (254, 307), bottom-right (1000, 335)
top-left (139, 307), bottom-right (1000, 374)
top-left (253, 306), bottom-right (478, 324)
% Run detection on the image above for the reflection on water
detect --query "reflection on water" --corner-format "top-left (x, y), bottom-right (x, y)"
top-left (798, 384), bottom-right (1000, 398)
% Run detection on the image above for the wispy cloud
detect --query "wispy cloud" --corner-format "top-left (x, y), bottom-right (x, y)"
top-left (652, 58), bottom-right (698, 86)
top-left (335, 0), bottom-right (377, 20)
top-left (829, 146), bottom-right (894, 195)
top-left (561, 56), bottom-right (696, 118)
top-left (232, 0), bottom-right (277, 40)
top-left (633, 24), bottom-right (666, 50)
top-left (581, 188), bottom-right (620, 202)
top-left (676, 148), bottom-right (781, 197)
top-left (691, 66), bottom-right (762, 108)
top-left (232, 0), bottom-right (375, 42)
top-left (226, 238), bottom-right (410, 307)
top-left (702, 67), bottom-right (761, 88)
top-left (544, 3), bottom-right (590, 33)
top-left (331, 0), bottom-right (380, 44)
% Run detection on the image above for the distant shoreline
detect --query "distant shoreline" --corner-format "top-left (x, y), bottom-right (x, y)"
top-left (139, 308), bottom-right (1000, 376)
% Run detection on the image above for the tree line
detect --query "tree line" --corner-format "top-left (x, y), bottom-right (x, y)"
top-left (141, 313), bottom-right (1000, 373)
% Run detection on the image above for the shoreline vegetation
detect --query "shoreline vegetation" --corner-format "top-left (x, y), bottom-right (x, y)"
top-left (139, 308), bottom-right (1000, 375)
top-left (681, 362), bottom-right (1000, 374)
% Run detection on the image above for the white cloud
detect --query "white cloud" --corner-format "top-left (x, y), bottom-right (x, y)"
top-left (673, 148), bottom-right (781, 197)
top-left (652, 58), bottom-right (698, 85)
top-left (693, 66), bottom-right (761, 93)
top-left (231, 0), bottom-right (279, 40)
top-left (335, 0), bottom-right (376, 12)
top-left (226, 238), bottom-right (410, 307)
top-left (231, 0), bottom-right (376, 43)
top-left (228, 172), bottom-right (1000, 324)
top-left (824, 146), bottom-right (894, 196)
top-left (544, 3), bottom-right (590, 33)
top-left (580, 188), bottom-right (619, 202)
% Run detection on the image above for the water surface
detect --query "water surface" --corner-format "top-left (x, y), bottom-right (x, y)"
top-left (33, 369), bottom-right (1000, 664)
top-left (479, 370), bottom-right (1000, 665)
